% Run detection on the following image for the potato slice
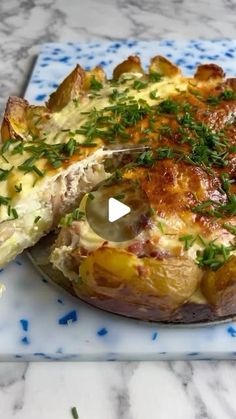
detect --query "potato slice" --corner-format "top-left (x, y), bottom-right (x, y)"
top-left (149, 56), bottom-right (181, 78)
top-left (1, 96), bottom-right (29, 141)
top-left (222, 78), bottom-right (236, 92)
top-left (47, 65), bottom-right (106, 112)
top-left (1, 95), bottom-right (52, 142)
top-left (194, 64), bottom-right (224, 81)
top-left (202, 256), bottom-right (236, 316)
top-left (47, 64), bottom-right (86, 112)
top-left (113, 56), bottom-right (144, 80)
top-left (75, 247), bottom-right (201, 311)
top-left (83, 66), bottom-right (106, 90)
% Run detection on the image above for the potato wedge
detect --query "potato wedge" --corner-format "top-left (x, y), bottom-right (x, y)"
top-left (202, 256), bottom-right (236, 316)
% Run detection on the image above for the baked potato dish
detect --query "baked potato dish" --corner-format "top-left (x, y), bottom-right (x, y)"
top-left (1, 54), bottom-right (236, 322)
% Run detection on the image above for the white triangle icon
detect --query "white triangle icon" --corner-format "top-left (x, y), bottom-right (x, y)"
top-left (108, 197), bottom-right (131, 223)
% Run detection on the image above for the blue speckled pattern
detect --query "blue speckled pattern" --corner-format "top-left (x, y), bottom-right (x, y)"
top-left (1, 41), bottom-right (236, 361)
top-left (25, 40), bottom-right (236, 105)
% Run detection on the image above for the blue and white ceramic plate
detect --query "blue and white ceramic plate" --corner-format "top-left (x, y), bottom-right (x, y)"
top-left (1, 41), bottom-right (236, 361)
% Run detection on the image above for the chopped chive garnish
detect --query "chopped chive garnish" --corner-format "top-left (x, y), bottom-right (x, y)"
top-left (109, 88), bottom-right (129, 103)
top-left (156, 146), bottom-right (176, 160)
top-left (136, 150), bottom-right (154, 166)
top-left (0, 196), bottom-right (11, 206)
top-left (112, 169), bottom-right (123, 182)
top-left (34, 216), bottom-right (41, 224)
top-left (113, 193), bottom-right (125, 201)
top-left (192, 195), bottom-right (236, 218)
top-left (223, 223), bottom-right (236, 235)
top-left (60, 209), bottom-right (85, 226)
top-left (11, 208), bottom-right (18, 219)
top-left (132, 79), bottom-right (148, 90)
top-left (157, 221), bottom-right (164, 233)
top-left (159, 125), bottom-right (173, 137)
top-left (0, 166), bottom-right (13, 181)
top-left (206, 95), bottom-right (220, 106)
top-left (90, 77), bottom-right (103, 91)
top-left (2, 154), bottom-right (9, 163)
top-left (196, 241), bottom-right (236, 270)
top-left (188, 88), bottom-right (202, 99)
top-left (220, 172), bottom-right (233, 193)
top-left (197, 234), bottom-right (207, 247)
top-left (88, 192), bottom-right (95, 200)
top-left (149, 207), bottom-right (156, 216)
top-left (6, 204), bottom-right (18, 219)
top-left (149, 72), bottom-right (163, 82)
top-left (206, 90), bottom-right (236, 106)
top-left (149, 90), bottom-right (159, 100)
top-left (1, 140), bottom-right (12, 154)
top-left (14, 183), bottom-right (22, 193)
top-left (73, 98), bottom-right (80, 107)
top-left (12, 142), bottom-right (24, 155)
top-left (64, 138), bottom-right (77, 157)
top-left (32, 165), bottom-right (44, 177)
top-left (220, 90), bottom-right (236, 101)
top-left (81, 141), bottom-right (97, 147)
top-left (157, 99), bottom-right (179, 114)
top-left (71, 406), bottom-right (79, 419)
top-left (179, 235), bottom-right (196, 251)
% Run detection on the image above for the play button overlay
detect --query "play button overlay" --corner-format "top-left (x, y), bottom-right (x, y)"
top-left (85, 177), bottom-right (151, 242)
top-left (108, 198), bottom-right (131, 222)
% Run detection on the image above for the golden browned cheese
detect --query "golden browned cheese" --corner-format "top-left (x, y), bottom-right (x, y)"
top-left (124, 161), bottom-right (224, 235)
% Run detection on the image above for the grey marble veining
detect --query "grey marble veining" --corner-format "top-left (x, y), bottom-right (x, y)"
top-left (1, 361), bottom-right (236, 418)
top-left (1, 0), bottom-right (236, 418)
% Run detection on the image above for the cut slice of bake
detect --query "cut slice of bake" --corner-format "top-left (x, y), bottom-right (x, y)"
top-left (48, 57), bottom-right (236, 322)
top-left (0, 61), bottom-right (144, 267)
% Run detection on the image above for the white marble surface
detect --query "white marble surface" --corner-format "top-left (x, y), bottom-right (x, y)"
top-left (1, 0), bottom-right (236, 417)
top-left (1, 361), bottom-right (236, 419)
